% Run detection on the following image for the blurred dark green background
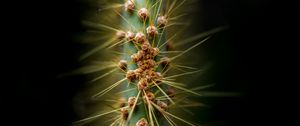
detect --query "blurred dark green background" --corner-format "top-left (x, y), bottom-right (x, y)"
top-left (3, 0), bottom-right (280, 126)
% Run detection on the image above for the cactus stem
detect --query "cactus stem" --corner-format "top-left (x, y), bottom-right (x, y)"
top-left (74, 0), bottom-right (229, 126)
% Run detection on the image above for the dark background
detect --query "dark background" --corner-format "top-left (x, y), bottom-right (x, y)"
top-left (3, 0), bottom-right (284, 125)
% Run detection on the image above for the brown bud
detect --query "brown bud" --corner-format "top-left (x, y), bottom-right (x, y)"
top-left (126, 31), bottom-right (135, 42)
top-left (116, 30), bottom-right (126, 40)
top-left (166, 87), bottom-right (175, 98)
top-left (147, 59), bottom-right (156, 68)
top-left (145, 75), bottom-right (152, 83)
top-left (146, 25), bottom-right (158, 37)
top-left (137, 61), bottom-right (143, 67)
top-left (119, 97), bottom-right (126, 107)
top-left (135, 32), bottom-right (146, 44)
top-left (128, 97), bottom-right (136, 108)
top-left (138, 78), bottom-right (148, 90)
top-left (141, 42), bottom-right (151, 51)
top-left (157, 16), bottom-right (167, 27)
top-left (145, 91), bottom-right (155, 101)
top-left (136, 118), bottom-right (148, 126)
top-left (138, 8), bottom-right (149, 21)
top-left (118, 60), bottom-right (127, 70)
top-left (126, 70), bottom-right (136, 82)
top-left (120, 107), bottom-right (129, 120)
top-left (160, 57), bottom-right (170, 69)
top-left (151, 47), bottom-right (159, 57)
top-left (157, 100), bottom-right (168, 111)
top-left (137, 50), bottom-right (145, 59)
top-left (166, 42), bottom-right (174, 51)
top-left (124, 0), bottom-right (135, 13)
top-left (131, 54), bottom-right (139, 62)
top-left (155, 72), bottom-right (163, 83)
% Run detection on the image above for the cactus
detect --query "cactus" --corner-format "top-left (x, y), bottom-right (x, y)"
top-left (73, 0), bottom-right (228, 126)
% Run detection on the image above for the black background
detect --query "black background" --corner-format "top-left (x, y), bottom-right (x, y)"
top-left (3, 0), bottom-right (286, 126)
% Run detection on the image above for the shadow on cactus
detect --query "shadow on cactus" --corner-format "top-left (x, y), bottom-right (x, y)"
top-left (72, 0), bottom-right (234, 126)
